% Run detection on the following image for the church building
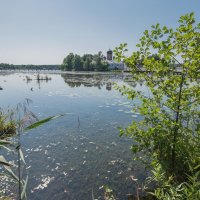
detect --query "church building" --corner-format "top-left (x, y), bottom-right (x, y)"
top-left (106, 50), bottom-right (124, 70)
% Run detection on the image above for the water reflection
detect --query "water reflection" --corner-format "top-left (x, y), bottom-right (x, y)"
top-left (61, 73), bottom-right (112, 90)
top-left (106, 82), bottom-right (112, 91)
top-left (61, 73), bottom-right (144, 91)
top-left (0, 72), bottom-right (147, 200)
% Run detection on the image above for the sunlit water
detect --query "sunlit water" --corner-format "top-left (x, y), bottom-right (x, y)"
top-left (0, 71), bottom-right (147, 200)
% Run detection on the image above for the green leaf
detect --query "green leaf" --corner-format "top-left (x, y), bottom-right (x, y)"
top-left (25, 114), bottom-right (64, 131)
top-left (136, 44), bottom-right (141, 47)
top-left (115, 12), bottom-right (200, 188)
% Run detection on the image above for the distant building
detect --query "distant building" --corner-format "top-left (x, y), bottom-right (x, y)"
top-left (106, 50), bottom-right (124, 70)
top-left (107, 49), bottom-right (113, 61)
top-left (107, 60), bottom-right (124, 70)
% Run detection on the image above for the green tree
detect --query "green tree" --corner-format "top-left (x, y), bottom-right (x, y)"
top-left (72, 54), bottom-right (83, 71)
top-left (61, 53), bottom-right (74, 71)
top-left (114, 12), bottom-right (200, 197)
top-left (61, 52), bottom-right (109, 72)
top-left (82, 54), bottom-right (93, 71)
top-left (61, 52), bottom-right (108, 71)
top-left (93, 51), bottom-right (109, 71)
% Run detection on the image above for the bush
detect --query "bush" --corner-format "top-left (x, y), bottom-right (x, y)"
top-left (114, 12), bottom-right (200, 199)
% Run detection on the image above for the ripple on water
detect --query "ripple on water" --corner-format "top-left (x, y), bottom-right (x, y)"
top-left (0, 73), bottom-right (147, 199)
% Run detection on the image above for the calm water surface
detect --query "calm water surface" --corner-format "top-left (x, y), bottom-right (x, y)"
top-left (0, 72), bottom-right (147, 200)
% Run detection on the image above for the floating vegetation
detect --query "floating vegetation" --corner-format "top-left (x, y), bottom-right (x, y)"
top-left (36, 73), bottom-right (52, 81)
top-left (24, 74), bottom-right (52, 89)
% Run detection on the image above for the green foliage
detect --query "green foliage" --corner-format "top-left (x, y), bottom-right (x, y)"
top-left (148, 164), bottom-right (200, 199)
top-left (82, 54), bottom-right (93, 71)
top-left (114, 12), bottom-right (200, 199)
top-left (25, 114), bottom-right (64, 131)
top-left (0, 102), bottom-right (64, 199)
top-left (61, 51), bottom-right (109, 71)
top-left (72, 54), bottom-right (83, 71)
top-left (93, 51), bottom-right (109, 71)
top-left (0, 103), bottom-right (32, 199)
top-left (0, 109), bottom-right (16, 138)
top-left (61, 53), bottom-right (75, 71)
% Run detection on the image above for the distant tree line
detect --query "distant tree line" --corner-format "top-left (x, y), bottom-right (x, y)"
top-left (0, 63), bottom-right (60, 70)
top-left (61, 52), bottom-right (109, 71)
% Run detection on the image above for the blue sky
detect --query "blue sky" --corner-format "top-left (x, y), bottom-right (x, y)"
top-left (0, 0), bottom-right (200, 64)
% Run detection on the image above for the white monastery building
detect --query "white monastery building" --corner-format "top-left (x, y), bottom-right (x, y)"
top-left (106, 50), bottom-right (124, 70)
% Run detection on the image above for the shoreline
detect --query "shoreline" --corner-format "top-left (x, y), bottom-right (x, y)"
top-left (0, 69), bottom-right (131, 75)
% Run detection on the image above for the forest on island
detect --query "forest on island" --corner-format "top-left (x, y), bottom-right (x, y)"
top-left (61, 51), bottom-right (109, 71)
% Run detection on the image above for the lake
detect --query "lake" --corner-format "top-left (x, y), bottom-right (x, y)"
top-left (0, 71), bottom-right (147, 200)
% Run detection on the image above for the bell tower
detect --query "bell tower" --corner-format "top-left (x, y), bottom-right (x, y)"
top-left (107, 49), bottom-right (113, 61)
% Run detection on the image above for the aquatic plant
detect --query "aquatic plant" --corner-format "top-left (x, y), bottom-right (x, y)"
top-left (0, 108), bottom-right (16, 138)
top-left (36, 73), bottom-right (52, 81)
top-left (0, 99), bottom-right (63, 199)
